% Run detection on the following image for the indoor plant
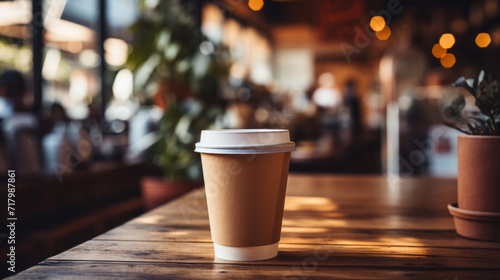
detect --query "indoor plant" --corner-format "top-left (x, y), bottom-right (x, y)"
top-left (444, 70), bottom-right (500, 241)
top-left (127, 0), bottom-right (229, 209)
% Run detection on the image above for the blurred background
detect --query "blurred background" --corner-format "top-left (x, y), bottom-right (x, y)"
top-left (1, 0), bottom-right (499, 274)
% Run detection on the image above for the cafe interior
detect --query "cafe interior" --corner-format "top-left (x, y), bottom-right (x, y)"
top-left (1, 0), bottom-right (500, 275)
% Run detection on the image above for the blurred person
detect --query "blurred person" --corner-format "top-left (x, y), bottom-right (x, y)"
top-left (343, 79), bottom-right (362, 133)
top-left (39, 102), bottom-right (70, 135)
top-left (0, 70), bottom-right (25, 118)
top-left (0, 70), bottom-right (29, 111)
top-left (312, 72), bottom-right (343, 144)
top-left (0, 69), bottom-right (38, 131)
top-left (0, 69), bottom-right (41, 175)
top-left (312, 72), bottom-right (342, 110)
top-left (288, 86), bottom-right (321, 143)
top-left (48, 102), bottom-right (69, 123)
top-left (400, 89), bottom-right (433, 175)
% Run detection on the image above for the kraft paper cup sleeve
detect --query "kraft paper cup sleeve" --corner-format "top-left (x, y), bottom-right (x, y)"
top-left (202, 153), bottom-right (288, 247)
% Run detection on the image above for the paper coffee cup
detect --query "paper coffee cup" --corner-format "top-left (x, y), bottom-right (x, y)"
top-left (195, 129), bottom-right (295, 261)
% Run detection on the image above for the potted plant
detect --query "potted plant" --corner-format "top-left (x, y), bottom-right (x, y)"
top-left (444, 70), bottom-right (500, 241)
top-left (127, 0), bottom-right (229, 210)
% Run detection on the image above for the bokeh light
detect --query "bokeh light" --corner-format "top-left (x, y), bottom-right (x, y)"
top-left (432, 44), bottom-right (447, 58)
top-left (376, 25), bottom-right (391, 40)
top-left (439, 33), bottom-right (455, 49)
top-left (440, 53), bottom-right (456, 68)
top-left (370, 16), bottom-right (386, 32)
top-left (475, 33), bottom-right (491, 48)
top-left (248, 0), bottom-right (264, 11)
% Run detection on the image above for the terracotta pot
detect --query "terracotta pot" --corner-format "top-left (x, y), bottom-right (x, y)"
top-left (448, 203), bottom-right (500, 242)
top-left (457, 135), bottom-right (500, 212)
top-left (140, 177), bottom-right (201, 210)
top-left (449, 135), bottom-right (500, 241)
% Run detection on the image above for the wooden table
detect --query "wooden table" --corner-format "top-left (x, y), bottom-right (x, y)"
top-left (9, 175), bottom-right (500, 279)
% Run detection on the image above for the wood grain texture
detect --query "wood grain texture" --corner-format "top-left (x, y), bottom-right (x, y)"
top-left (8, 174), bottom-right (500, 279)
top-left (12, 260), bottom-right (500, 280)
top-left (48, 240), bottom-right (500, 269)
top-left (96, 225), bottom-right (500, 249)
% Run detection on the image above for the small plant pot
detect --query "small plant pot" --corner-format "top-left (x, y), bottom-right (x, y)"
top-left (449, 135), bottom-right (500, 241)
top-left (448, 203), bottom-right (500, 242)
top-left (457, 135), bottom-right (500, 213)
top-left (140, 177), bottom-right (201, 210)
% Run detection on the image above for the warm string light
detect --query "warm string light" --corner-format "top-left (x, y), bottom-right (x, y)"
top-left (432, 32), bottom-right (492, 68)
top-left (433, 33), bottom-right (456, 68)
top-left (476, 33), bottom-right (491, 48)
top-left (249, 0), bottom-right (264, 11)
top-left (439, 33), bottom-right (455, 49)
top-left (441, 53), bottom-right (456, 68)
top-left (370, 16), bottom-right (385, 32)
top-left (370, 16), bottom-right (391, 40)
top-left (376, 25), bottom-right (391, 40)
top-left (432, 44), bottom-right (447, 58)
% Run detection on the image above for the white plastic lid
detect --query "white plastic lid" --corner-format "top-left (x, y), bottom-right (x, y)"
top-left (195, 129), bottom-right (295, 154)
top-left (213, 242), bottom-right (278, 261)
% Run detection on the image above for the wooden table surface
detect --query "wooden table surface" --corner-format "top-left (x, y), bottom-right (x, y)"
top-left (9, 174), bottom-right (500, 279)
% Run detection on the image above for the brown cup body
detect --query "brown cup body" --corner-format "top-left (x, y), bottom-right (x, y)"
top-left (201, 152), bottom-right (290, 247)
top-left (457, 135), bottom-right (500, 212)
